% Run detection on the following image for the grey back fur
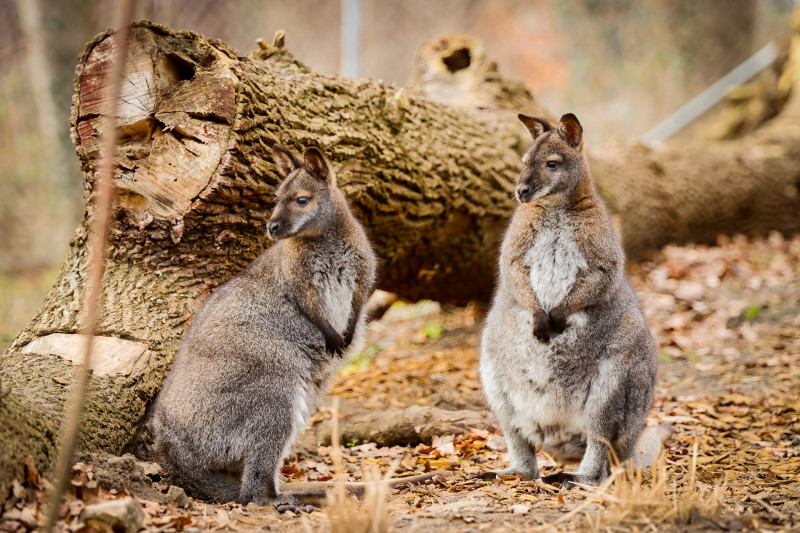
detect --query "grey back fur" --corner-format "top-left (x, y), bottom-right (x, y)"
top-left (480, 113), bottom-right (658, 486)
top-left (152, 145), bottom-right (377, 508)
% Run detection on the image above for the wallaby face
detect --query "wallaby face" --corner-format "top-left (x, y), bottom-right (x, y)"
top-left (479, 112), bottom-right (660, 489)
top-left (515, 113), bottom-right (584, 203)
top-left (268, 146), bottom-right (336, 240)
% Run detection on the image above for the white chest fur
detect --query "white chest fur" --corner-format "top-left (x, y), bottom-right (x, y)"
top-left (523, 211), bottom-right (587, 312)
top-left (319, 275), bottom-right (354, 333)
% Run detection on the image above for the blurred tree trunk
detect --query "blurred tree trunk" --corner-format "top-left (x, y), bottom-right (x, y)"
top-left (2, 15), bottom-right (800, 500)
top-left (16, 0), bottom-right (67, 189)
top-left (653, 0), bottom-right (756, 94)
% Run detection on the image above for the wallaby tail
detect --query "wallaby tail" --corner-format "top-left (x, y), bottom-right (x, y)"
top-left (633, 424), bottom-right (673, 468)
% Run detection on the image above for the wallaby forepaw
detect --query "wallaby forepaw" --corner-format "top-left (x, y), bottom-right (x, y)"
top-left (342, 324), bottom-right (356, 349)
top-left (325, 332), bottom-right (346, 356)
top-left (548, 306), bottom-right (569, 334)
top-left (532, 309), bottom-right (551, 342)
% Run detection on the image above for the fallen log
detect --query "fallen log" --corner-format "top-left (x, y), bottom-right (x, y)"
top-left (298, 406), bottom-right (494, 452)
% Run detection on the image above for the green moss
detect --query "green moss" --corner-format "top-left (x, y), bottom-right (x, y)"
top-left (423, 321), bottom-right (445, 341)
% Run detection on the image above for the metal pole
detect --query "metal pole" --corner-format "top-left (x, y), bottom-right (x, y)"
top-left (641, 41), bottom-right (778, 147)
top-left (340, 0), bottom-right (362, 77)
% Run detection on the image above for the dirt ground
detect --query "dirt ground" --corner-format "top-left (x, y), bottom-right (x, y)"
top-left (2, 232), bottom-right (799, 532)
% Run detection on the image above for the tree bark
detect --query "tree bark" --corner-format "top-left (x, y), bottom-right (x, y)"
top-left (2, 15), bottom-right (800, 501)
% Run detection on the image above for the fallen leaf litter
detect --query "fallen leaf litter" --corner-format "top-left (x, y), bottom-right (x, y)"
top-left (2, 232), bottom-right (798, 531)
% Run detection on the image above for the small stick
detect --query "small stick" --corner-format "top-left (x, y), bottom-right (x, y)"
top-left (42, 1), bottom-right (136, 531)
top-left (753, 496), bottom-right (789, 522)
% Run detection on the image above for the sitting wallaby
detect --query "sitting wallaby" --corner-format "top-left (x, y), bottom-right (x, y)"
top-left (152, 145), bottom-right (430, 510)
top-left (479, 113), bottom-right (663, 487)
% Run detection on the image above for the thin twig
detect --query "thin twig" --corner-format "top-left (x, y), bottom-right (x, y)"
top-left (42, 1), bottom-right (136, 531)
top-left (551, 473), bottom-right (619, 526)
top-left (753, 496), bottom-right (790, 522)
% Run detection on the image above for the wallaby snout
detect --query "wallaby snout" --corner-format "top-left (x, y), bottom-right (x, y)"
top-left (267, 219), bottom-right (282, 239)
top-left (516, 183), bottom-right (532, 202)
top-left (267, 206), bottom-right (288, 239)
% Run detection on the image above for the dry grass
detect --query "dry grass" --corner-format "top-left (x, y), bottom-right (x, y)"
top-left (581, 443), bottom-right (725, 532)
top-left (325, 467), bottom-right (391, 533)
top-left (322, 399), bottom-right (392, 533)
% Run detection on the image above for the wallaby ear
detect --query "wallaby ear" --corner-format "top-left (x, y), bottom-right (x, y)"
top-left (518, 114), bottom-right (551, 140)
top-left (303, 147), bottom-right (335, 187)
top-left (557, 113), bottom-right (583, 148)
top-left (272, 144), bottom-right (301, 177)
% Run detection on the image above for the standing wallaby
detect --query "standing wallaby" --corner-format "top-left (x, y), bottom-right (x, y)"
top-left (152, 145), bottom-right (381, 510)
top-left (479, 113), bottom-right (662, 487)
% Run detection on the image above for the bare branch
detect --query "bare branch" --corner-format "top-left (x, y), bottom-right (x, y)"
top-left (42, 1), bottom-right (136, 531)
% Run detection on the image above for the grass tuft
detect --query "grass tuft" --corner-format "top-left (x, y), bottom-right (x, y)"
top-left (324, 399), bottom-right (391, 533)
top-left (581, 443), bottom-right (725, 531)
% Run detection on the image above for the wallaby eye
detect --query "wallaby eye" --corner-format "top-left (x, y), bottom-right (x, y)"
top-left (546, 161), bottom-right (559, 169)
top-left (296, 196), bottom-right (309, 206)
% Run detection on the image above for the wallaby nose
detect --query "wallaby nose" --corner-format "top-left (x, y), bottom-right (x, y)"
top-left (268, 221), bottom-right (280, 235)
top-left (516, 183), bottom-right (531, 200)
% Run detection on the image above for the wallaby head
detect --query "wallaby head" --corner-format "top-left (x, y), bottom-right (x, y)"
top-left (268, 144), bottom-right (339, 240)
top-left (515, 113), bottom-right (584, 203)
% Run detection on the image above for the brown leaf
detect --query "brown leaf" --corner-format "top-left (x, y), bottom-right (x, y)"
top-left (214, 508), bottom-right (229, 529)
top-left (23, 457), bottom-right (38, 487)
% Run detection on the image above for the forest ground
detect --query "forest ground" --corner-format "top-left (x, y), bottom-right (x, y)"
top-left (3, 232), bottom-right (799, 532)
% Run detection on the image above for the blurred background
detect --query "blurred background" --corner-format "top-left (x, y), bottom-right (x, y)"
top-left (0, 0), bottom-right (795, 349)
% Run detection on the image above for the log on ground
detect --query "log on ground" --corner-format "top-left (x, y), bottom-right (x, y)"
top-left (297, 406), bottom-right (494, 452)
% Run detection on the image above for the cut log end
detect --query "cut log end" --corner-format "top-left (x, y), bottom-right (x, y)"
top-left (74, 26), bottom-right (238, 222)
top-left (408, 33), bottom-right (544, 118)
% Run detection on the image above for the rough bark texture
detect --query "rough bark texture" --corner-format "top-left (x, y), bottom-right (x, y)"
top-left (2, 14), bottom-right (800, 501)
top-left (591, 111), bottom-right (800, 260)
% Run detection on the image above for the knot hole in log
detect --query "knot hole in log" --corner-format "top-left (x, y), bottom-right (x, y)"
top-left (442, 47), bottom-right (472, 73)
top-left (162, 52), bottom-right (197, 85)
top-left (75, 26), bottom-right (238, 223)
